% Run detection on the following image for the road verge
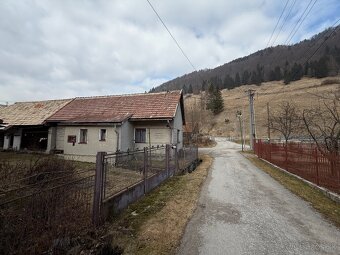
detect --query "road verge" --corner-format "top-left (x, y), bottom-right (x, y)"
top-left (242, 152), bottom-right (340, 228)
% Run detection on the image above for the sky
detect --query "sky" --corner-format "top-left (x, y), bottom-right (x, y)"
top-left (0, 0), bottom-right (339, 103)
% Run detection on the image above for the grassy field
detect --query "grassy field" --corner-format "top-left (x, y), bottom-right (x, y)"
top-left (243, 152), bottom-right (340, 228)
top-left (184, 76), bottom-right (340, 138)
top-left (98, 154), bottom-right (213, 255)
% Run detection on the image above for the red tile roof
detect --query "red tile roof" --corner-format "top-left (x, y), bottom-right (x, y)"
top-left (47, 91), bottom-right (184, 123)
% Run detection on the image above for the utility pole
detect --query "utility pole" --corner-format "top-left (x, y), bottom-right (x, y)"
top-left (236, 110), bottom-right (244, 151)
top-left (267, 102), bottom-right (271, 142)
top-left (247, 89), bottom-right (256, 150)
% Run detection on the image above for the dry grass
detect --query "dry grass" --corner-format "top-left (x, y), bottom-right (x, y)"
top-left (243, 152), bottom-right (340, 228)
top-left (184, 76), bottom-right (340, 138)
top-left (106, 154), bottom-right (213, 254)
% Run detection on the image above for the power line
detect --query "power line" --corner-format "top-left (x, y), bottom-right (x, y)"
top-left (268, 0), bottom-right (317, 67)
top-left (271, 0), bottom-right (297, 47)
top-left (266, 0), bottom-right (291, 48)
top-left (146, 0), bottom-right (199, 73)
top-left (259, 20), bottom-right (340, 98)
top-left (284, 0), bottom-right (318, 45)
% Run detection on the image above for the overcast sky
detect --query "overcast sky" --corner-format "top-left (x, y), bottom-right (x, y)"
top-left (0, 0), bottom-right (339, 103)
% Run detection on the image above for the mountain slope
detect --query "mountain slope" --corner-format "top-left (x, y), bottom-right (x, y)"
top-left (152, 26), bottom-right (340, 93)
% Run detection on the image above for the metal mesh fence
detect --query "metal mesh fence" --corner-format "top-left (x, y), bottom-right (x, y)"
top-left (103, 149), bottom-right (145, 199)
top-left (0, 173), bottom-right (95, 254)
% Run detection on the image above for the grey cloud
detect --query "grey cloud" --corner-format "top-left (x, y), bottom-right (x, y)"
top-left (0, 0), bottom-right (338, 103)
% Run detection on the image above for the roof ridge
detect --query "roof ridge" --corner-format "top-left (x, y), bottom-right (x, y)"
top-left (14, 98), bottom-right (73, 104)
top-left (75, 90), bottom-right (182, 100)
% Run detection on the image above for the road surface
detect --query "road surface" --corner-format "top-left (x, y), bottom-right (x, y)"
top-left (177, 138), bottom-right (340, 255)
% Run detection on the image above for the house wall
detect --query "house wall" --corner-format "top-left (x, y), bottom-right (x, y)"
top-left (56, 126), bottom-right (65, 151)
top-left (3, 135), bottom-right (9, 149)
top-left (132, 121), bottom-right (171, 150)
top-left (46, 127), bottom-right (57, 153)
top-left (172, 103), bottom-right (183, 149)
top-left (120, 121), bottom-right (134, 151)
top-left (56, 125), bottom-right (118, 162)
top-left (3, 129), bottom-right (22, 150)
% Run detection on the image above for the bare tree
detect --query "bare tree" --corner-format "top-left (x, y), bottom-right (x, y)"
top-left (302, 90), bottom-right (340, 155)
top-left (269, 101), bottom-right (301, 143)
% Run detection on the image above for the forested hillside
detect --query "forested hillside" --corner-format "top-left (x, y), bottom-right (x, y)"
top-left (150, 26), bottom-right (340, 93)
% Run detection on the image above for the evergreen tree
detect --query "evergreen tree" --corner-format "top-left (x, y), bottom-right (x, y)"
top-left (290, 63), bottom-right (303, 81)
top-left (206, 89), bottom-right (224, 115)
top-left (201, 80), bottom-right (207, 91)
top-left (256, 64), bottom-right (264, 84)
top-left (274, 66), bottom-right (282, 80)
top-left (250, 71), bottom-right (258, 84)
top-left (314, 56), bottom-right (329, 78)
top-left (269, 70), bottom-right (276, 81)
top-left (242, 70), bottom-right (250, 84)
top-left (182, 84), bottom-right (187, 94)
top-left (223, 74), bottom-right (235, 89)
top-left (235, 72), bottom-right (241, 86)
top-left (188, 84), bottom-right (193, 94)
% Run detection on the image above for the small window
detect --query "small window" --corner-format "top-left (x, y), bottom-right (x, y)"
top-left (67, 135), bottom-right (76, 143)
top-left (135, 128), bottom-right (146, 143)
top-left (99, 129), bottom-right (106, 141)
top-left (79, 129), bottom-right (87, 143)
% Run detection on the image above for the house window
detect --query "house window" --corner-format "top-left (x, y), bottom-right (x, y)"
top-left (99, 129), bottom-right (106, 141)
top-left (79, 129), bottom-right (87, 144)
top-left (135, 128), bottom-right (146, 143)
top-left (67, 135), bottom-right (76, 143)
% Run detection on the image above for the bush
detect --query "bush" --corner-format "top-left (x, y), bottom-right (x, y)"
top-left (0, 155), bottom-right (94, 254)
top-left (321, 78), bottom-right (340, 85)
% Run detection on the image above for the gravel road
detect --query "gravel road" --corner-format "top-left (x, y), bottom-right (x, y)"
top-left (177, 138), bottom-right (340, 255)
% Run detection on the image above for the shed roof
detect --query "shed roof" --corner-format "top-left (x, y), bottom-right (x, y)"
top-left (47, 90), bottom-right (184, 123)
top-left (0, 99), bottom-right (72, 126)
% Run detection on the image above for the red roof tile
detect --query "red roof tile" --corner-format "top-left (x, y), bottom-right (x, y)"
top-left (47, 91), bottom-right (183, 123)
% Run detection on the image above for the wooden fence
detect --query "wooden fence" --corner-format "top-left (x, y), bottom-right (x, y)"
top-left (254, 139), bottom-right (340, 194)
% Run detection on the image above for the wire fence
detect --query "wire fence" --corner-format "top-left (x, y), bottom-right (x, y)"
top-left (254, 139), bottom-right (340, 194)
top-left (0, 171), bottom-right (95, 254)
top-left (93, 145), bottom-right (199, 224)
top-left (0, 145), bottom-right (199, 253)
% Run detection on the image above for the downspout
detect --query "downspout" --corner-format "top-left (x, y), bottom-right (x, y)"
top-left (115, 127), bottom-right (119, 152)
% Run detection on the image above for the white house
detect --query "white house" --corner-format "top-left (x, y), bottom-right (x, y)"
top-left (45, 90), bottom-right (185, 162)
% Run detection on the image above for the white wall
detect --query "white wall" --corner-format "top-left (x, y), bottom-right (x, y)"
top-left (56, 125), bottom-right (118, 162)
top-left (46, 127), bottom-right (57, 153)
top-left (56, 126), bottom-right (65, 151)
top-left (120, 121), bottom-right (134, 151)
top-left (133, 123), bottom-right (171, 150)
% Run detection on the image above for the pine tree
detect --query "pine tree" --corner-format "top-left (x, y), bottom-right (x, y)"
top-left (235, 72), bottom-right (241, 86)
top-left (188, 84), bottom-right (193, 94)
top-left (207, 89), bottom-right (224, 115)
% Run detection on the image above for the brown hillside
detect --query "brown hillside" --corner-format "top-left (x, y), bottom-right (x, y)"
top-left (184, 77), bottom-right (340, 140)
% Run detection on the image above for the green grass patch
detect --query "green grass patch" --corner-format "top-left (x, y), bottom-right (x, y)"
top-left (111, 176), bottom-right (186, 234)
top-left (243, 153), bottom-right (340, 228)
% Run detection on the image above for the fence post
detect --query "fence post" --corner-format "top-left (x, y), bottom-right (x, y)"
top-left (315, 147), bottom-right (320, 185)
top-left (93, 151), bottom-right (106, 226)
top-left (175, 146), bottom-right (179, 174)
top-left (166, 144), bottom-right (170, 177)
top-left (144, 147), bottom-right (148, 193)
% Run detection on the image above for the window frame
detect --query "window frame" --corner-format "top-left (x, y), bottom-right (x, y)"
top-left (135, 128), bottom-right (146, 143)
top-left (67, 135), bottom-right (77, 143)
top-left (79, 129), bottom-right (88, 144)
top-left (99, 129), bottom-right (106, 141)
